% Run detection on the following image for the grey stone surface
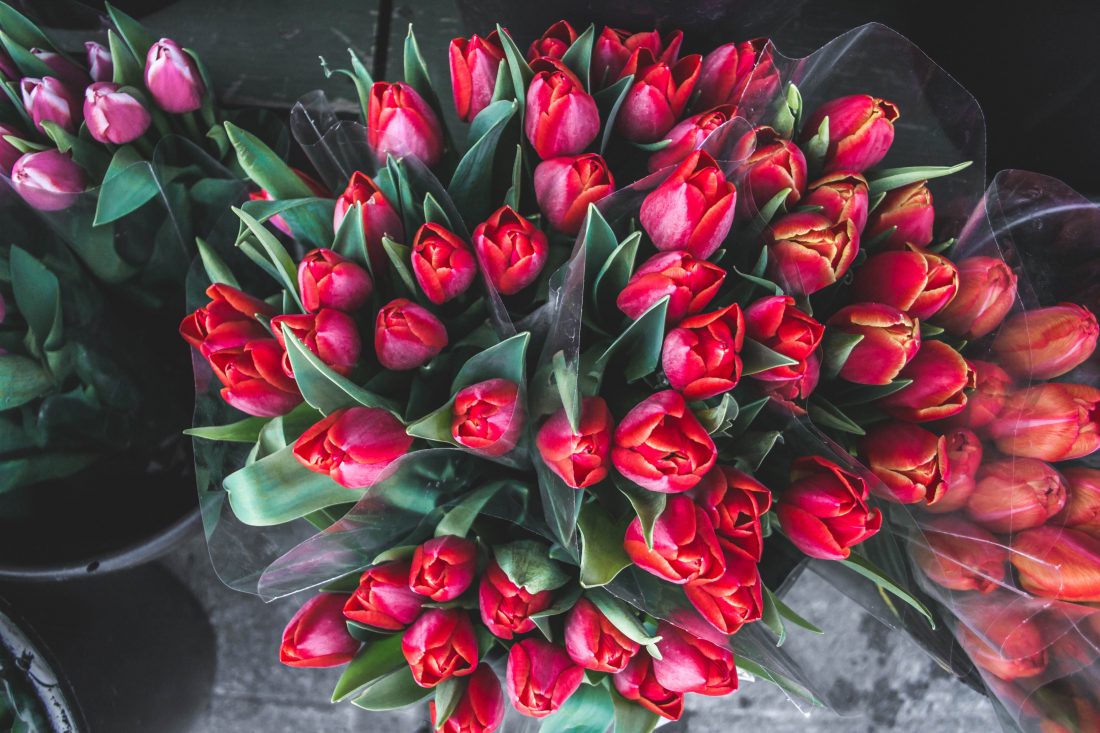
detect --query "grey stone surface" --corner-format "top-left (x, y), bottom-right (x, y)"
top-left (159, 529), bottom-right (999, 732)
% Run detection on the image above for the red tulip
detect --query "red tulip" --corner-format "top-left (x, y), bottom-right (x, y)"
top-left (949, 359), bottom-right (1013, 433)
top-left (411, 223), bottom-right (478, 304)
top-left (640, 151), bottom-right (736, 260)
top-left (10, 149), bottom-right (85, 212)
top-left (206, 340), bottom-right (302, 417)
top-left (293, 407), bottom-right (412, 488)
top-left (967, 458), bottom-right (1067, 533)
top-left (801, 95), bottom-right (899, 173)
top-left (802, 172), bottom-right (870, 232)
top-left (1057, 466), bottom-right (1100, 530)
top-left (144, 38), bottom-right (205, 113)
top-left (180, 283), bottom-right (274, 356)
top-left (533, 153), bottom-right (615, 235)
top-left (279, 593), bottom-right (358, 668)
top-left (651, 622), bottom-right (737, 696)
top-left (992, 303), bottom-right (1099, 380)
top-left (776, 455), bottom-right (882, 560)
top-left (879, 341), bottom-right (975, 422)
top-left (86, 41), bottom-right (113, 83)
top-left (368, 81), bottom-right (444, 168)
top-left (402, 608), bottom-right (478, 687)
top-left (956, 601), bottom-right (1048, 681)
top-left (374, 298), bottom-right (447, 370)
top-left (743, 295), bottom-right (824, 382)
top-left (564, 597), bottom-right (639, 673)
top-left (452, 378), bottom-right (522, 457)
top-left (20, 77), bottom-right (78, 134)
top-left (430, 663), bottom-right (505, 733)
top-left (828, 303), bottom-right (920, 386)
top-left (623, 494), bottom-right (726, 584)
top-left (332, 171), bottom-right (405, 274)
top-left (409, 535), bottom-right (478, 602)
top-left (661, 304), bottom-right (745, 401)
top-left (616, 250), bottom-right (725, 326)
top-left (298, 248), bottom-right (373, 313)
top-left (83, 82), bottom-right (151, 144)
top-left (765, 211), bottom-right (859, 295)
top-left (648, 105), bottom-right (734, 172)
top-left (248, 168), bottom-right (328, 238)
top-left (696, 38), bottom-right (771, 109)
top-left (535, 396), bottom-right (613, 489)
top-left (478, 559), bottom-right (552, 639)
top-left (685, 543), bottom-right (764, 634)
top-left (506, 638), bottom-right (584, 718)
top-left (851, 247), bottom-right (959, 320)
top-left (449, 31), bottom-right (504, 122)
top-left (615, 50), bottom-right (701, 143)
top-left (912, 517), bottom-right (1007, 594)
top-left (527, 20), bottom-right (577, 61)
top-left (525, 65), bottom-right (599, 159)
top-left (988, 383), bottom-right (1100, 462)
top-left (934, 256), bottom-right (1018, 339)
top-left (344, 561), bottom-right (424, 630)
top-left (864, 181), bottom-right (934, 249)
top-left (612, 390), bottom-right (716, 494)
top-left (760, 352), bottom-right (821, 413)
top-left (472, 205), bottom-right (549, 295)
top-left (592, 28), bottom-right (682, 88)
top-left (861, 421), bottom-right (949, 505)
top-left (1011, 525), bottom-right (1100, 602)
top-left (733, 126), bottom-right (807, 217)
top-left (697, 465), bottom-right (772, 560)
top-left (613, 653), bottom-right (684, 721)
top-left (271, 309), bottom-right (361, 377)
top-left (925, 428), bottom-right (982, 515)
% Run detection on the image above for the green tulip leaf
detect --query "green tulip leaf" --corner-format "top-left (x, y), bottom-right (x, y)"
top-left (611, 473), bottom-right (665, 549)
top-left (9, 247), bottom-right (62, 352)
top-left (105, 2), bottom-right (157, 61)
top-left (803, 116), bottom-right (829, 170)
top-left (581, 205), bottom-right (619, 297)
top-left (452, 331), bottom-right (529, 392)
top-left (577, 501), bottom-right (632, 588)
top-left (551, 349), bottom-right (581, 434)
top-left (741, 338), bottom-right (799, 376)
top-left (612, 688), bottom-right (659, 733)
top-left (592, 231), bottom-right (640, 319)
top-left (590, 294), bottom-right (666, 389)
top-left (503, 144), bottom-right (523, 210)
top-left (184, 416), bottom-right (269, 443)
top-left (494, 539), bottom-right (570, 595)
top-left (867, 161), bottom-right (973, 196)
top-left (697, 393), bottom-right (738, 434)
top-left (434, 481), bottom-right (509, 538)
top-left (402, 26), bottom-right (449, 147)
top-left (0, 31), bottom-right (53, 78)
top-left (586, 589), bottom-right (662, 647)
top-left (734, 654), bottom-right (823, 707)
top-left (0, 355), bottom-right (53, 410)
top-left (351, 665), bottom-right (433, 711)
top-left (423, 192), bottom-right (452, 228)
top-left (281, 325), bottom-right (400, 416)
top-left (233, 206), bottom-right (303, 308)
top-left (540, 681), bottom-right (615, 733)
top-left (0, 2), bottom-right (54, 49)
top-left (449, 99), bottom-right (516, 226)
top-left (807, 396), bottom-right (865, 436)
top-left (743, 186), bottom-right (793, 242)
top-left (841, 552), bottom-right (935, 627)
top-left (195, 237), bottom-right (239, 288)
top-left (726, 396), bottom-right (768, 439)
top-left (832, 379), bottom-right (913, 407)
top-left (331, 634), bottom-right (405, 702)
top-left (331, 200), bottom-right (371, 273)
top-left (106, 28), bottom-right (143, 87)
top-left (495, 24), bottom-right (533, 107)
top-left (432, 677), bottom-right (467, 730)
top-left (595, 75), bottom-right (632, 155)
top-left (39, 121), bottom-right (109, 177)
top-left (730, 430), bottom-right (783, 473)
top-left (560, 23), bottom-right (595, 89)
top-left (95, 146), bottom-right (159, 225)
top-left (820, 331), bottom-right (863, 381)
top-left (382, 237), bottom-right (419, 298)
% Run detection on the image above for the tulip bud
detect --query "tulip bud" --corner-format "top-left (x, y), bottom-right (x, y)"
top-left (776, 455), bottom-right (882, 560)
top-left (950, 359), bottom-right (1013, 433)
top-left (206, 340), bottom-right (302, 417)
top-left (524, 62), bottom-right (600, 160)
top-left (449, 31), bottom-right (505, 122)
top-left (279, 593), bottom-right (358, 668)
top-left (912, 517), bottom-right (1007, 593)
top-left (967, 458), bottom-right (1067, 533)
top-left (430, 664), bottom-right (505, 733)
top-left (452, 378), bottom-right (523, 457)
top-left (333, 171), bottom-right (404, 274)
top-left (86, 42), bottom-right (113, 82)
top-left (733, 126), bottom-right (807, 216)
top-left (271, 309), bottom-right (361, 377)
top-left (613, 390), bottom-right (717, 494)
top-left (696, 38), bottom-right (770, 109)
top-left (864, 181), bottom-right (934, 249)
top-left (1011, 525), bottom-right (1100, 602)
top-left (535, 396), bottom-right (613, 489)
top-left (651, 622), bottom-right (737, 696)
top-left (925, 428), bottom-right (982, 514)
top-left (402, 609), bottom-right (478, 687)
top-left (661, 304), bottom-right (745, 400)
top-left (564, 597), bottom-right (640, 673)
top-left (613, 653), bottom-right (684, 721)
top-left (647, 105), bottom-right (735, 172)
top-left (368, 81), bottom-right (444, 168)
top-left (617, 250), bottom-right (726, 326)
top-left (697, 466), bottom-right (771, 560)
top-left (956, 601), bottom-right (1048, 681)
top-left (992, 303), bottom-right (1099, 380)
top-left (344, 561), bottom-right (425, 630)
top-left (760, 352), bottom-right (821, 413)
top-left (29, 49), bottom-right (87, 90)
top-left (623, 494), bottom-right (726, 584)
top-left (144, 38), bottom-right (205, 113)
top-left (803, 172), bottom-right (869, 231)
top-left (743, 295), bottom-right (824, 382)
top-left (801, 94), bottom-right (899, 173)
top-left (293, 407), bottom-right (412, 488)
top-left (935, 256), bottom-right (1019, 339)
top-left (989, 383), bottom-right (1100, 462)
top-left (615, 50), bottom-right (701, 143)
top-left (828, 303), bottom-right (921, 386)
top-left (374, 298), bottom-right (448, 370)
top-left (527, 20), bottom-right (577, 61)
top-left (20, 77), bottom-right (79, 133)
top-left (506, 638), bottom-right (584, 718)
top-left (879, 341), bottom-right (976, 423)
top-left (592, 28), bottom-right (682, 88)
top-left (0, 123), bottom-right (22, 176)
top-left (180, 283), bottom-right (274, 356)
top-left (533, 153), bottom-right (615, 235)
top-left (411, 223), bottom-right (478, 304)
top-left (861, 421), bottom-right (949, 505)
top-left (765, 211), bottom-right (859, 295)
top-left (1057, 466), bottom-right (1100, 529)
top-left (10, 150), bottom-right (86, 212)
top-left (641, 151), bottom-right (736, 260)
top-left (409, 535), bottom-right (478, 602)
top-left (472, 205), bottom-right (549, 295)
top-left (685, 543), bottom-right (764, 634)
top-left (298, 248), bottom-right (373, 313)
top-left (478, 559), bottom-right (552, 639)
top-left (853, 247), bottom-right (958, 321)
top-left (249, 168), bottom-right (328, 238)
top-left (82, 82), bottom-right (152, 144)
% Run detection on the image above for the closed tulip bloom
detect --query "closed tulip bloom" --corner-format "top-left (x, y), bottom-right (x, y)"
top-left (525, 65), bottom-right (599, 159)
top-left (564, 597), bottom-right (639, 673)
top-left (374, 298), bottom-right (448, 370)
top-left (0, 123), bottom-right (22, 175)
top-left (449, 31), bottom-right (504, 122)
top-left (86, 42), bottom-right (113, 82)
top-left (861, 422), bottom-right (949, 505)
top-left (776, 456), bottom-right (882, 560)
top-left (765, 211), bottom-right (859, 295)
top-left (956, 602), bottom-right (1048, 681)
top-left (333, 171), bottom-right (405, 273)
top-left (864, 181), bottom-right (935, 249)
top-left (743, 295), bottom-right (824, 382)
top-left (368, 81), bottom-right (444, 167)
top-left (409, 535), bottom-right (478, 602)
top-left (651, 622), bottom-right (737, 696)
top-left (992, 303), bottom-right (1099, 380)
top-left (402, 609), bottom-right (478, 687)
top-left (967, 458), bottom-right (1067, 533)
top-left (913, 517), bottom-right (1006, 594)
top-left (733, 126), bottom-right (807, 216)
top-left (617, 250), bottom-right (726, 325)
top-left (1057, 467), bottom-right (1100, 529)
top-left (83, 82), bottom-right (151, 144)
top-left (852, 247), bottom-right (959, 321)
top-left (935, 256), bottom-right (1019, 339)
top-left (506, 638), bottom-right (584, 718)
top-left (803, 172), bottom-right (870, 232)
top-left (641, 151), bottom-right (736, 260)
top-left (293, 407), bottom-right (412, 488)
top-left (472, 205), bottom-right (549, 295)
top-left (297, 248), bottom-right (372, 313)
top-left (430, 664), bottom-right (505, 733)
top-left (527, 20), bottom-right (577, 60)
top-left (272, 309), bottom-right (361, 377)
top-left (925, 428), bottom-right (982, 514)
top-left (879, 341), bottom-right (976, 422)
top-left (761, 352), bottom-right (821, 413)
top-left (697, 466), bottom-right (771, 560)
top-left (180, 283), bottom-right (274, 356)
top-left (802, 94), bottom-right (899, 173)
top-left (536, 396), bottom-right (613, 489)
top-left (279, 593), bottom-right (358, 668)
top-left (623, 494), bottom-right (726, 584)
top-left (479, 559), bottom-right (552, 639)
top-left (696, 38), bottom-right (769, 109)
top-left (613, 653), bottom-right (684, 721)
top-left (615, 49), bottom-right (701, 143)
top-left (1011, 525), bottom-right (1100, 602)
top-left (208, 340), bottom-right (302, 417)
top-left (344, 561), bottom-right (424, 630)
top-left (613, 390), bottom-right (716, 493)
top-left (534, 153), bottom-right (615, 235)
top-left (144, 38), bottom-right (204, 113)
top-left (828, 303), bottom-right (920, 386)
top-left (10, 150), bottom-right (86, 212)
top-left (592, 28), bottom-right (682, 88)
top-left (452, 378), bottom-right (523, 457)
top-left (662, 304), bottom-right (745, 400)
top-left (20, 77), bottom-right (78, 133)
top-left (685, 543), bottom-right (764, 634)
top-left (950, 359), bottom-right (1013, 433)
top-left (411, 223), bottom-right (478, 304)
top-left (988, 383), bottom-right (1100, 462)
top-left (648, 105), bottom-right (735, 172)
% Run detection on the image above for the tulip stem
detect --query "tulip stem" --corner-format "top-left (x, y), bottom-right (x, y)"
top-left (182, 112), bottom-right (205, 145)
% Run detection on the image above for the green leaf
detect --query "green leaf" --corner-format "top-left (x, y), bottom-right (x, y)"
top-left (832, 379), bottom-right (913, 406)
top-left (107, 29), bottom-right (143, 87)
top-left (495, 24), bottom-right (533, 107)
top-left (612, 688), bottom-right (659, 733)
top-left (587, 589), bottom-right (662, 646)
top-left (432, 677), bottom-right (466, 730)
top-left (593, 231), bottom-right (641, 318)
top-left (448, 100), bottom-right (516, 226)
top-left (233, 206), bottom-right (302, 308)
top-left (735, 655), bottom-right (823, 707)
top-left (821, 331), bottom-right (864, 380)
top-left (697, 393), bottom-right (737, 434)
top-left (577, 502), bottom-right (632, 588)
top-left (727, 396), bottom-right (768, 438)
top-left (594, 76), bottom-right (632, 155)
top-left (731, 430), bottom-right (782, 472)
top-left (803, 116), bottom-right (829, 170)
top-left (741, 338), bottom-right (799, 376)
top-left (185, 416), bottom-right (269, 443)
top-left (867, 161), bottom-right (973, 196)
top-left (382, 237), bottom-right (418, 296)
top-left (40, 121), bottom-right (107, 176)
top-left (332, 634), bottom-right (405, 702)
top-left (0, 355), bottom-right (53, 410)
top-left (743, 187), bottom-right (793, 242)
top-left (560, 24), bottom-right (595, 88)
top-left (351, 666), bottom-right (433, 711)
top-left (195, 237), bottom-right (240, 288)
top-left (0, 2), bottom-right (53, 49)
top-left (105, 2), bottom-right (157, 62)
top-left (423, 192), bottom-right (452, 228)
top-left (552, 350), bottom-right (580, 434)
top-left (493, 540), bottom-right (570, 594)
top-left (611, 473), bottom-right (666, 549)
top-left (435, 482), bottom-right (506, 538)
top-left (9, 247), bottom-right (62, 352)
top-left (332, 200), bottom-right (371, 271)
top-left (771, 82), bottom-right (801, 139)
top-left (402, 25), bottom-right (446, 128)
top-left (95, 146), bottom-right (159, 225)
top-left (842, 553), bottom-right (935, 627)
top-left (503, 144), bottom-right (523, 211)
top-left (225, 121), bottom-right (314, 197)
top-left (281, 325), bottom-right (399, 415)
top-left (920, 321), bottom-right (945, 338)
top-left (453, 331), bottom-right (529, 392)
top-left (807, 396), bottom-right (865, 436)
top-left (771, 589), bottom-right (824, 635)
top-left (760, 585), bottom-right (787, 645)
top-left (581, 205), bottom-right (620, 297)
top-left (540, 682), bottom-right (615, 733)
top-left (591, 295), bottom-right (666, 388)
top-left (0, 31), bottom-right (53, 78)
